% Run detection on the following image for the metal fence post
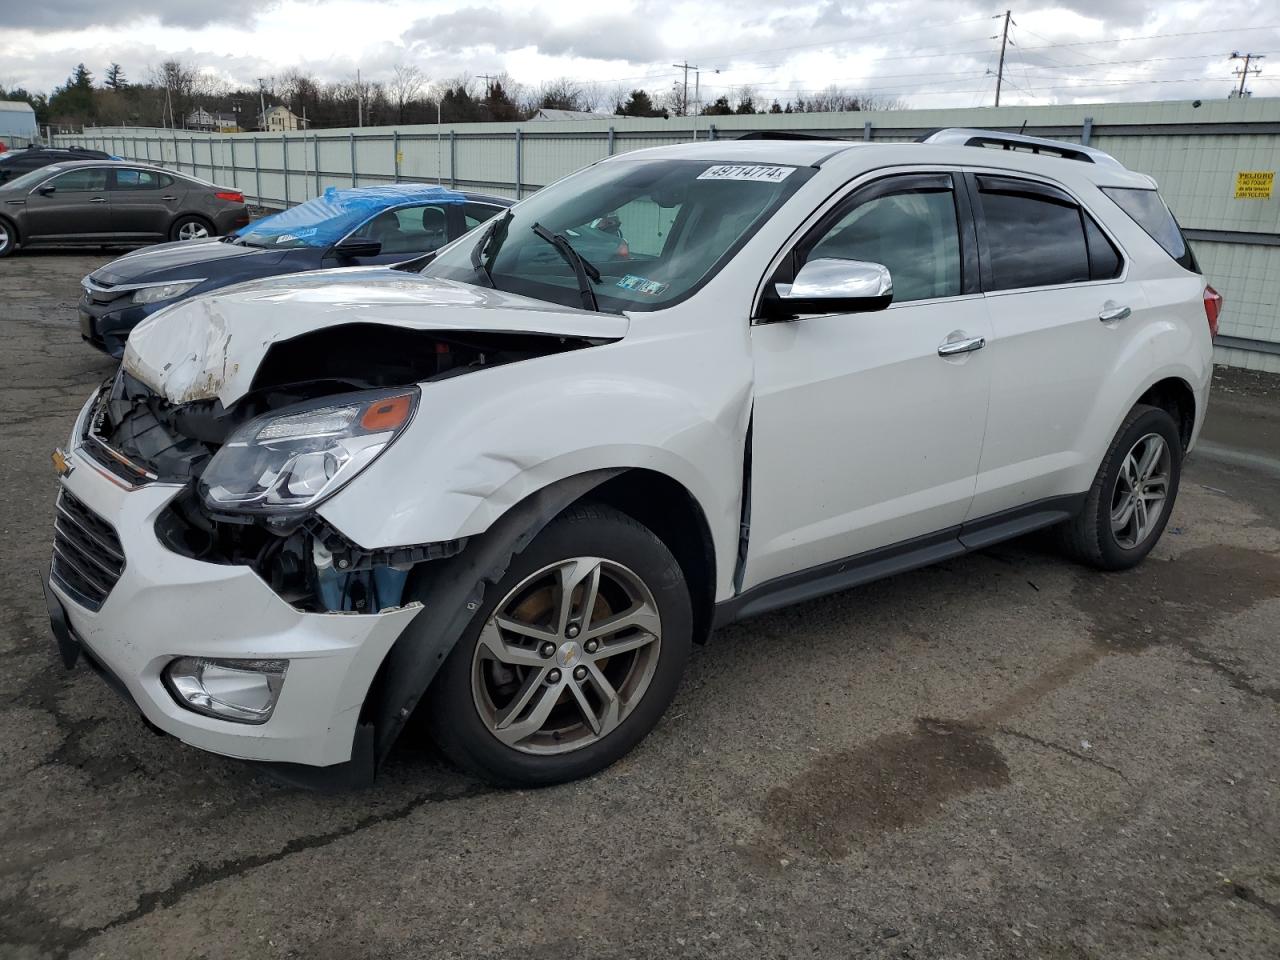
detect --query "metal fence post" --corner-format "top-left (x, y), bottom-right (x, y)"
top-left (314, 134), bottom-right (321, 196)
top-left (709, 124), bottom-right (718, 141)
top-left (515, 128), bottom-right (523, 200)
top-left (1082, 116), bottom-right (1094, 146)
top-left (607, 126), bottom-right (615, 155)
top-left (863, 120), bottom-right (873, 141)
top-left (449, 130), bottom-right (457, 187)
top-left (349, 132), bottom-right (357, 187)
top-left (253, 136), bottom-right (261, 206)
top-left (393, 130), bottom-right (400, 182)
top-left (209, 137), bottom-right (216, 182)
top-left (283, 134), bottom-right (290, 205)
top-left (228, 138), bottom-right (237, 192)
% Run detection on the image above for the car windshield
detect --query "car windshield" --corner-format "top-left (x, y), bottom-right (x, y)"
top-left (236, 185), bottom-right (465, 249)
top-left (423, 158), bottom-right (814, 312)
top-left (2, 164), bottom-right (66, 191)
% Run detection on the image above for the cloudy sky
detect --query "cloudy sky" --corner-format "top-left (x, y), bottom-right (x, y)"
top-left (2, 0), bottom-right (1278, 107)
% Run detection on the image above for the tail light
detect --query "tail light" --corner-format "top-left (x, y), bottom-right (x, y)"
top-left (215, 190), bottom-right (244, 203)
top-left (1203, 284), bottom-right (1223, 337)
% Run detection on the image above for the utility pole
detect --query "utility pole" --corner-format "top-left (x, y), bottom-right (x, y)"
top-left (993, 10), bottom-right (1012, 107)
top-left (1230, 52), bottom-right (1264, 98)
top-left (257, 78), bottom-right (267, 132)
top-left (477, 74), bottom-right (497, 98)
top-left (672, 61), bottom-right (698, 116)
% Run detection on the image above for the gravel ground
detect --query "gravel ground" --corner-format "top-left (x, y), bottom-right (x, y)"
top-left (1, 251), bottom-right (1278, 960)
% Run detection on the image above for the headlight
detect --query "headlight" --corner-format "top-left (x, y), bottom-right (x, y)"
top-left (199, 388), bottom-right (419, 514)
top-left (132, 280), bottom-right (203, 304)
top-left (164, 657), bottom-right (288, 724)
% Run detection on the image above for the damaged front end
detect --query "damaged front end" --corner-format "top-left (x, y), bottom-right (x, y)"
top-left (86, 322), bottom-right (603, 615)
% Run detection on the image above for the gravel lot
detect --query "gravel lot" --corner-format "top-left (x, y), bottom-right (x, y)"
top-left (2, 251), bottom-right (1279, 960)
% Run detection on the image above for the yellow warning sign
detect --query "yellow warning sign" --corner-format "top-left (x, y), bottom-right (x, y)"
top-left (1234, 170), bottom-right (1275, 199)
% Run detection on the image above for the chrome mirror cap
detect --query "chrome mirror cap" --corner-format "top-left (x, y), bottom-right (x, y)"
top-left (769, 257), bottom-right (894, 318)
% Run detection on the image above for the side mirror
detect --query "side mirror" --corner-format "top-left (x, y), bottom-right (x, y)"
top-left (332, 239), bottom-right (382, 258)
top-left (37, 185), bottom-right (56, 196)
top-left (766, 257), bottom-right (893, 319)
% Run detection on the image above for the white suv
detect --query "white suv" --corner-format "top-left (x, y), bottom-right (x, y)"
top-left (44, 129), bottom-right (1218, 788)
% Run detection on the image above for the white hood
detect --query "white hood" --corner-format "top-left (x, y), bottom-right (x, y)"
top-left (123, 268), bottom-right (629, 406)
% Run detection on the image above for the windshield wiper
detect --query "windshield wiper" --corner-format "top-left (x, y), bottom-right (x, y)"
top-left (470, 208), bottom-right (512, 286)
top-left (530, 222), bottom-right (601, 311)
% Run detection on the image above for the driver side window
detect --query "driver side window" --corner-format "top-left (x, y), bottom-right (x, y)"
top-left (799, 176), bottom-right (963, 304)
top-left (46, 168), bottom-right (109, 193)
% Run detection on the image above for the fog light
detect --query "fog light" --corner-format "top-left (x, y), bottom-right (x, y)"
top-left (163, 658), bottom-right (288, 724)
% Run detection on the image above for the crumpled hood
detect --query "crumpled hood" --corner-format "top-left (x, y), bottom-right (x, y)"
top-left (122, 267), bottom-right (629, 406)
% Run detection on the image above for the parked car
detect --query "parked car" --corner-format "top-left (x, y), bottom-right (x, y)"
top-left (0, 160), bottom-right (248, 259)
top-left (0, 144), bottom-right (114, 183)
top-left (43, 129), bottom-right (1217, 790)
top-left (78, 185), bottom-right (511, 357)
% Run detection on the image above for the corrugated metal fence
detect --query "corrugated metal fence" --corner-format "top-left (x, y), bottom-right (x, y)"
top-left (57, 98), bottom-right (1280, 371)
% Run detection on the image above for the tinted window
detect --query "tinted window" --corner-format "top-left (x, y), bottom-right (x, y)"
top-left (978, 182), bottom-right (1089, 290)
top-left (47, 168), bottom-right (109, 192)
top-left (358, 204), bottom-right (451, 254)
top-left (1083, 215), bottom-right (1123, 280)
top-left (1101, 186), bottom-right (1198, 272)
top-left (112, 169), bottom-right (160, 190)
top-left (463, 202), bottom-right (504, 230)
top-left (806, 182), bottom-right (962, 303)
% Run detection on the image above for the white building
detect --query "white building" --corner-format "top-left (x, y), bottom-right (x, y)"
top-left (259, 105), bottom-right (302, 132)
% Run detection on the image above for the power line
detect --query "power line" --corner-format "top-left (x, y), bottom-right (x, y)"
top-left (1231, 51), bottom-right (1264, 97)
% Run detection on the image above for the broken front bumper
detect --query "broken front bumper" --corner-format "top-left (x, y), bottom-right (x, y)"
top-left (44, 421), bottom-right (422, 768)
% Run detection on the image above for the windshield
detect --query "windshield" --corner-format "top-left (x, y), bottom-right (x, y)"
top-left (2, 164), bottom-right (66, 192)
top-left (423, 158), bottom-right (814, 312)
top-left (236, 185), bottom-right (465, 249)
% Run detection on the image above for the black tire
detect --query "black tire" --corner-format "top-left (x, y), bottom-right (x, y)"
top-left (0, 216), bottom-right (16, 258)
top-left (169, 215), bottom-right (214, 242)
top-left (427, 503), bottom-right (692, 787)
top-left (1059, 403), bottom-right (1183, 570)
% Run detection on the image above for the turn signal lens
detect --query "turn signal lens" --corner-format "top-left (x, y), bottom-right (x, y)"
top-left (1203, 285), bottom-right (1223, 337)
top-left (360, 394), bottom-right (413, 431)
top-left (163, 657), bottom-right (288, 724)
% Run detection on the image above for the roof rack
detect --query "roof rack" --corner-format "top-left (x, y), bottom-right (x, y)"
top-left (736, 131), bottom-right (842, 141)
top-left (920, 128), bottom-right (1125, 169)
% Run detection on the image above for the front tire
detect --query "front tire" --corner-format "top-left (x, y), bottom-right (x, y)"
top-left (1059, 403), bottom-right (1182, 570)
top-left (428, 504), bottom-right (692, 787)
top-left (170, 215), bottom-right (213, 242)
top-left (0, 217), bottom-right (16, 258)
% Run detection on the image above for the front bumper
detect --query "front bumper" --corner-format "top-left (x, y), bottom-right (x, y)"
top-left (78, 291), bottom-right (156, 358)
top-left (44, 437), bottom-right (422, 768)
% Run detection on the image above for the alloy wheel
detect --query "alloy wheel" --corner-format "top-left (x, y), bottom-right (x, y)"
top-left (178, 221), bottom-right (210, 241)
top-left (1110, 432), bottom-right (1171, 549)
top-left (0, 222), bottom-right (9, 253)
top-left (470, 556), bottom-right (663, 755)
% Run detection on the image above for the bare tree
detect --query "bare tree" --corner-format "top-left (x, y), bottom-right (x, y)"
top-left (801, 85), bottom-right (907, 112)
top-left (388, 64), bottom-right (426, 124)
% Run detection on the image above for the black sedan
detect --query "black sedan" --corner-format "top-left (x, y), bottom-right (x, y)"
top-left (0, 145), bottom-right (113, 183)
top-left (0, 160), bottom-right (249, 259)
top-left (78, 184), bottom-right (510, 356)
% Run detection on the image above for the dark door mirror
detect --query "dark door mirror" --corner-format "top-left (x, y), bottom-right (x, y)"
top-left (37, 185), bottom-right (56, 196)
top-left (765, 257), bottom-right (893, 319)
top-left (332, 239), bottom-right (382, 258)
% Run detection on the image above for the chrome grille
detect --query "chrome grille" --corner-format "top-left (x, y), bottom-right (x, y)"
top-left (51, 490), bottom-right (125, 611)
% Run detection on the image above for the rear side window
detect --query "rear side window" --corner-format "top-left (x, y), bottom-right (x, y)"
top-left (977, 176), bottom-right (1121, 291)
top-left (1100, 187), bottom-right (1198, 273)
top-left (112, 169), bottom-right (160, 190)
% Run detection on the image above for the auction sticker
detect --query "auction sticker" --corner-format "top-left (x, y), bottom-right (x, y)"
top-left (616, 274), bottom-right (670, 296)
top-left (697, 164), bottom-right (795, 183)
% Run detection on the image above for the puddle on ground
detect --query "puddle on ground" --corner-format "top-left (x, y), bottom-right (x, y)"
top-left (761, 718), bottom-right (1009, 860)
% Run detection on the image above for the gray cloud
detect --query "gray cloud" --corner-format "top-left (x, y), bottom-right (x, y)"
top-left (0, 0), bottom-right (271, 31)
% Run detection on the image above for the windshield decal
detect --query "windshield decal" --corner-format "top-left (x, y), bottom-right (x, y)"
top-left (697, 164), bottom-right (795, 183)
top-left (616, 274), bottom-right (670, 296)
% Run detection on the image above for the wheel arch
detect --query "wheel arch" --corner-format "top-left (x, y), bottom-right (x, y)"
top-left (171, 211), bottom-right (215, 238)
top-left (1136, 375), bottom-right (1196, 450)
top-left (0, 212), bottom-right (19, 245)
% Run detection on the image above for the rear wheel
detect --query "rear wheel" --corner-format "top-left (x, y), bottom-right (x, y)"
top-left (170, 215), bottom-right (212, 242)
top-left (428, 504), bottom-right (692, 786)
top-left (0, 217), bottom-right (15, 258)
top-left (1059, 404), bottom-right (1182, 570)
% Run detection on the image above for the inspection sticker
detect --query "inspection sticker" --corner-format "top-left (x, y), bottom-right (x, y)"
top-left (1234, 171), bottom-right (1275, 200)
top-left (697, 164), bottom-right (795, 183)
top-left (616, 274), bottom-right (670, 296)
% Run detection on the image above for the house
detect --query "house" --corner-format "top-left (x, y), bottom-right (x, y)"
top-left (0, 99), bottom-right (39, 144)
top-left (187, 106), bottom-right (240, 133)
top-left (530, 108), bottom-right (620, 122)
top-left (259, 105), bottom-right (302, 132)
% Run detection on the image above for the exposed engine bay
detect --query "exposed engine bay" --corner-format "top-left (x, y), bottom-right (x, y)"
top-left (85, 324), bottom-right (603, 613)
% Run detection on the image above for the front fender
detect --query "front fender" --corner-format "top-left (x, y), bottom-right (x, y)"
top-left (317, 347), bottom-right (748, 599)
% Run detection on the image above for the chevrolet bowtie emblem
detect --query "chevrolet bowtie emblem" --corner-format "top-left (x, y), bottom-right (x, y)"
top-left (51, 448), bottom-right (74, 479)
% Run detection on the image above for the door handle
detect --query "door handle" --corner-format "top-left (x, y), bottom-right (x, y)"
top-left (160, 195), bottom-right (177, 201)
top-left (1098, 304), bottom-right (1131, 323)
top-left (88, 197), bottom-right (107, 203)
top-left (938, 335), bottom-right (986, 357)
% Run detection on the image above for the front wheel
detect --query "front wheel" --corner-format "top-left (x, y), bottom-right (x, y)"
top-left (428, 504), bottom-right (692, 786)
top-left (0, 217), bottom-right (16, 258)
top-left (1059, 403), bottom-right (1183, 570)
top-left (170, 215), bottom-right (212, 242)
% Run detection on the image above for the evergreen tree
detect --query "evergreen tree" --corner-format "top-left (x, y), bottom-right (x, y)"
top-left (104, 63), bottom-right (127, 90)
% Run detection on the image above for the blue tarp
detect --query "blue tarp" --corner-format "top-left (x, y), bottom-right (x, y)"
top-left (237, 184), bottom-right (466, 248)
